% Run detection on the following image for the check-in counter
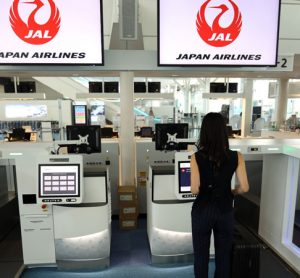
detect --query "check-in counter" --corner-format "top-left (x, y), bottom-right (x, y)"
top-left (259, 144), bottom-right (300, 275)
top-left (147, 165), bottom-right (196, 264)
top-left (0, 142), bottom-right (114, 270)
top-left (146, 138), bottom-right (300, 275)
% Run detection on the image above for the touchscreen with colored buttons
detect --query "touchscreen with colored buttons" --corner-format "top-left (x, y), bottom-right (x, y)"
top-left (39, 164), bottom-right (80, 197)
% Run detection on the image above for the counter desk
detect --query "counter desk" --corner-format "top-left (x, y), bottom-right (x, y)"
top-left (145, 139), bottom-right (300, 275)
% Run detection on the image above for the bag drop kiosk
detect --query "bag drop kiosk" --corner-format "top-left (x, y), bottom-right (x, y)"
top-left (147, 151), bottom-right (213, 264)
top-left (146, 139), bottom-right (291, 265)
top-left (18, 154), bottom-right (111, 269)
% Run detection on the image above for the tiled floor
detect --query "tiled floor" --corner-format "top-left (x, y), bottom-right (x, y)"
top-left (0, 218), bottom-right (299, 278)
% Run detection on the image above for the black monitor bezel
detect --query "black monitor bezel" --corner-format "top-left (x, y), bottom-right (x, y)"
top-left (101, 127), bottom-right (113, 138)
top-left (148, 82), bottom-right (161, 93)
top-left (134, 82), bottom-right (147, 93)
top-left (140, 126), bottom-right (153, 137)
top-left (66, 125), bottom-right (101, 153)
top-left (104, 81), bottom-right (119, 93)
top-left (155, 123), bottom-right (189, 151)
top-left (89, 81), bottom-right (103, 93)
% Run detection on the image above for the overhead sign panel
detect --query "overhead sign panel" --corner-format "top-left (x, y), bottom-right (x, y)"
top-left (158, 0), bottom-right (281, 66)
top-left (0, 0), bottom-right (104, 65)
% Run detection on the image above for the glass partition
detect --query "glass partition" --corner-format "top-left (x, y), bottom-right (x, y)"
top-left (292, 163), bottom-right (300, 248)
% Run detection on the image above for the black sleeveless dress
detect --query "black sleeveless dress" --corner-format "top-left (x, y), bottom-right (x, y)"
top-left (193, 149), bottom-right (238, 213)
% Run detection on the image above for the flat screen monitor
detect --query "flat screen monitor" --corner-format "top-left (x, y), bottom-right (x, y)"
top-left (5, 104), bottom-right (47, 119)
top-left (0, 0), bottom-right (104, 65)
top-left (89, 82), bottom-right (103, 93)
top-left (18, 82), bottom-right (36, 93)
top-left (155, 123), bottom-right (189, 150)
top-left (4, 81), bottom-right (36, 93)
top-left (66, 125), bottom-right (101, 153)
top-left (229, 83), bottom-right (238, 93)
top-left (178, 161), bottom-right (191, 193)
top-left (4, 82), bottom-right (15, 93)
top-left (140, 126), bottom-right (153, 137)
top-left (38, 164), bottom-right (80, 198)
top-left (72, 105), bottom-right (88, 125)
top-left (148, 82), bottom-right (161, 93)
top-left (134, 82), bottom-right (146, 93)
top-left (90, 104), bottom-right (105, 124)
top-left (210, 82), bottom-right (226, 93)
top-left (9, 128), bottom-right (26, 141)
top-left (158, 0), bottom-right (280, 66)
top-left (104, 82), bottom-right (119, 93)
top-left (101, 127), bottom-right (113, 138)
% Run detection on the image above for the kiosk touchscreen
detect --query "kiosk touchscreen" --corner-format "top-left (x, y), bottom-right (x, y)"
top-left (37, 155), bottom-right (83, 204)
top-left (174, 152), bottom-right (196, 200)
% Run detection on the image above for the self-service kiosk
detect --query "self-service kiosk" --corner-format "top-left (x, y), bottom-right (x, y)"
top-left (20, 154), bottom-right (111, 269)
top-left (147, 150), bottom-right (215, 264)
top-left (20, 155), bottom-right (84, 266)
top-left (0, 141), bottom-right (112, 270)
top-left (146, 124), bottom-right (199, 263)
top-left (146, 136), bottom-right (298, 266)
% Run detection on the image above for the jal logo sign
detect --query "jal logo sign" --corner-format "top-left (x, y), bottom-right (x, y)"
top-left (9, 0), bottom-right (61, 45)
top-left (196, 0), bottom-right (242, 47)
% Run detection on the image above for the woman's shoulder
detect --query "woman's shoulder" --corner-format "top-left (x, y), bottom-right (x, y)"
top-left (228, 149), bottom-right (239, 161)
top-left (228, 149), bottom-right (237, 155)
top-left (194, 148), bottom-right (206, 160)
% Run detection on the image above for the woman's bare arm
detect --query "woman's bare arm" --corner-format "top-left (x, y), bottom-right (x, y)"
top-left (233, 152), bottom-right (249, 194)
top-left (190, 154), bottom-right (200, 195)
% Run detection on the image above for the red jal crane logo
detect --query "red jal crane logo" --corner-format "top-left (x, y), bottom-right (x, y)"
top-left (196, 0), bottom-right (242, 47)
top-left (10, 0), bottom-right (61, 45)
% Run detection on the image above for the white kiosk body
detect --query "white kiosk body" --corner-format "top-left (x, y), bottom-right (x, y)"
top-left (0, 142), bottom-right (112, 269)
top-left (146, 139), bottom-right (288, 265)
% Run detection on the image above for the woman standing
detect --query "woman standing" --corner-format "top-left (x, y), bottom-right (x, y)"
top-left (190, 112), bottom-right (249, 278)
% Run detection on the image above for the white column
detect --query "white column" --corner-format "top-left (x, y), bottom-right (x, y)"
top-left (241, 79), bottom-right (253, 137)
top-left (275, 78), bottom-right (289, 126)
top-left (119, 72), bottom-right (135, 186)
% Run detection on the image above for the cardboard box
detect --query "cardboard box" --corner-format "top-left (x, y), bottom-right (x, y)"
top-left (120, 200), bottom-right (139, 218)
top-left (119, 215), bottom-right (138, 230)
top-left (118, 185), bottom-right (137, 202)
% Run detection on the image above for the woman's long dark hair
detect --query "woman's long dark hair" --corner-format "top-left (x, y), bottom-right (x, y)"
top-left (196, 112), bottom-right (230, 167)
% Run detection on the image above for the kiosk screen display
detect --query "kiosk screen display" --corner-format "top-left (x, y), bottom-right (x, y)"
top-left (73, 105), bottom-right (88, 125)
top-left (39, 164), bottom-right (80, 197)
top-left (178, 161), bottom-right (191, 193)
